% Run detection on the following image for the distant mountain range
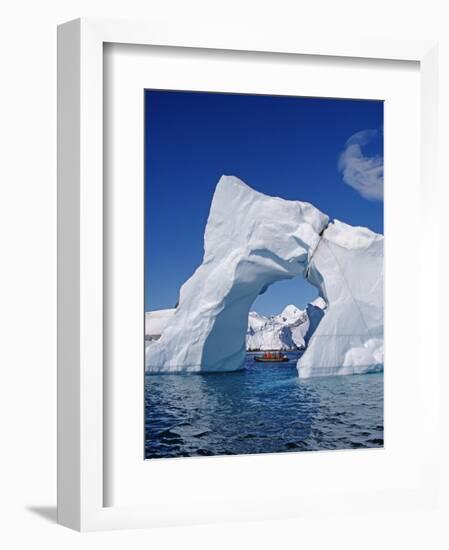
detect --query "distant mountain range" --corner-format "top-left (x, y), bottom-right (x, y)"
top-left (246, 299), bottom-right (326, 351)
top-left (145, 297), bottom-right (326, 351)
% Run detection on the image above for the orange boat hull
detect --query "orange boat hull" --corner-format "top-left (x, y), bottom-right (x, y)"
top-left (254, 356), bottom-right (289, 363)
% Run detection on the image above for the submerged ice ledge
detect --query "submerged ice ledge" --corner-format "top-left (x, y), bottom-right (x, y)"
top-left (146, 175), bottom-right (383, 378)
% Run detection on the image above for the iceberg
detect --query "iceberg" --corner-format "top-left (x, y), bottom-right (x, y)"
top-left (146, 175), bottom-right (383, 377)
top-left (297, 220), bottom-right (383, 377)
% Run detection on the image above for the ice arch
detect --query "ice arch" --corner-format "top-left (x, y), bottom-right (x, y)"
top-left (146, 176), bottom-right (383, 377)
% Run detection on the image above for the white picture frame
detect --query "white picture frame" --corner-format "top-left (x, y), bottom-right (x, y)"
top-left (57, 17), bottom-right (439, 531)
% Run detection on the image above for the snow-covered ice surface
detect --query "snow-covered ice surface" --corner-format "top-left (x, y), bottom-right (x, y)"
top-left (145, 309), bottom-right (175, 340)
top-left (297, 220), bottom-right (383, 378)
top-left (146, 176), bottom-right (383, 377)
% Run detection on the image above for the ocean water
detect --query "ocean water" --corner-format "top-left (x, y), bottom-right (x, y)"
top-left (145, 352), bottom-right (383, 459)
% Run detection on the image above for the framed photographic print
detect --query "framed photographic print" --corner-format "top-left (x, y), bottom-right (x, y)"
top-left (58, 18), bottom-right (440, 530)
top-left (143, 89), bottom-right (384, 460)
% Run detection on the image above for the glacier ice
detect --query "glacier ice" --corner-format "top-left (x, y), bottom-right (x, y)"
top-left (297, 220), bottom-right (383, 377)
top-left (146, 175), bottom-right (383, 377)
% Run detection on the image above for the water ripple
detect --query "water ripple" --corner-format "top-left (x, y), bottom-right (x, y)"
top-left (145, 352), bottom-right (383, 459)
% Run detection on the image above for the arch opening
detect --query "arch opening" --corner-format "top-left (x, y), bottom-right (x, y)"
top-left (201, 261), bottom-right (324, 370)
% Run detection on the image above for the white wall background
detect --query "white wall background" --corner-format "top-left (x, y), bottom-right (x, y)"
top-left (0, 0), bottom-right (448, 548)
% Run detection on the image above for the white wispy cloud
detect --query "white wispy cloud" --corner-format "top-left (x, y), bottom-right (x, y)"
top-left (338, 129), bottom-right (383, 200)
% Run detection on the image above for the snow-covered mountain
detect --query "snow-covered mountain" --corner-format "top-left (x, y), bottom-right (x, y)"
top-left (146, 301), bottom-right (326, 352)
top-left (247, 304), bottom-right (311, 351)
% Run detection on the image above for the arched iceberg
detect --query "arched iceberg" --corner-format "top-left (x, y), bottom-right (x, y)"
top-left (146, 175), bottom-right (383, 377)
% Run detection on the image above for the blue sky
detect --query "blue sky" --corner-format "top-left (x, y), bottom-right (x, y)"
top-left (145, 90), bottom-right (383, 315)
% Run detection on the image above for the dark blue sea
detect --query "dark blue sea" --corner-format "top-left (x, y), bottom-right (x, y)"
top-left (145, 352), bottom-right (383, 459)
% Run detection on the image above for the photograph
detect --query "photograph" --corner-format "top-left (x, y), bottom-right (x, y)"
top-left (144, 90), bottom-right (384, 459)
